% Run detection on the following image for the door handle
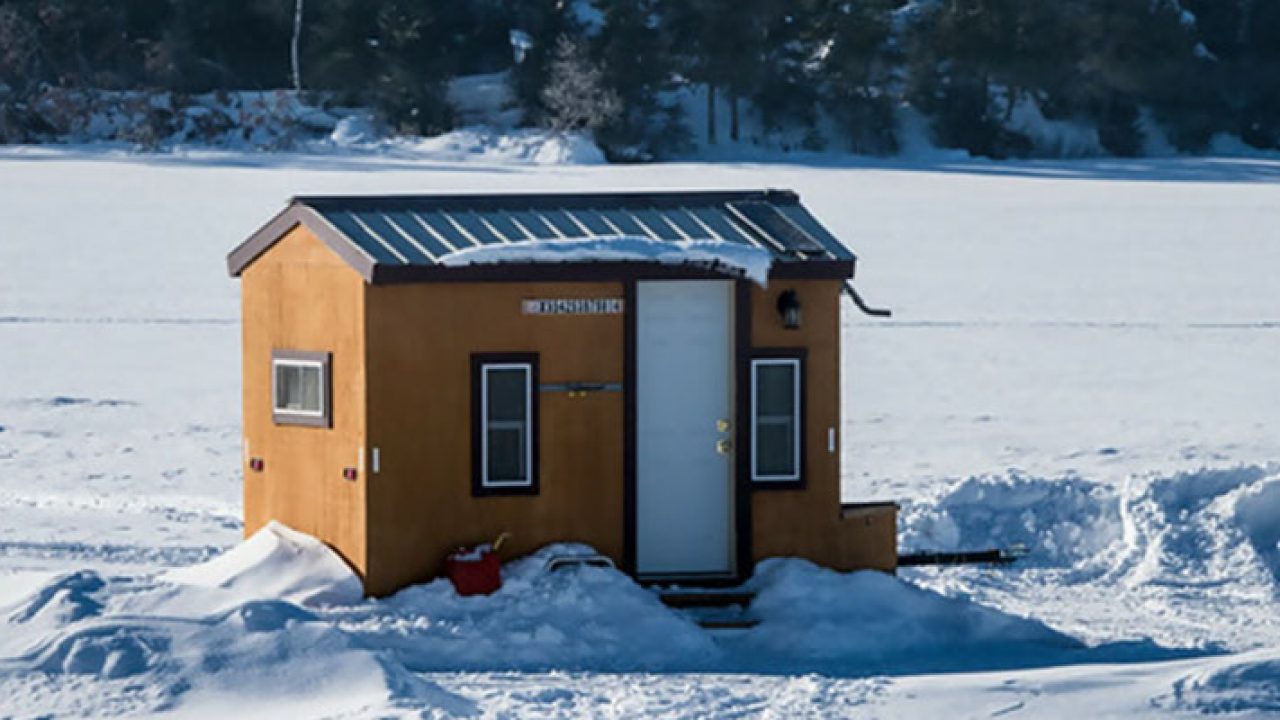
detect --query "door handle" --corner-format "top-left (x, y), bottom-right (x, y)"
top-left (716, 438), bottom-right (733, 455)
top-left (716, 418), bottom-right (731, 432)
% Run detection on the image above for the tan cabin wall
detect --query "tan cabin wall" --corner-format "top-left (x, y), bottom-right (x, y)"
top-left (240, 225), bottom-right (368, 579)
top-left (362, 281), bottom-right (625, 597)
top-left (748, 280), bottom-right (897, 572)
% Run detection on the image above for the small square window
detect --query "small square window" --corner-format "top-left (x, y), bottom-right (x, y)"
top-left (272, 350), bottom-right (331, 427)
top-left (752, 353), bottom-right (803, 485)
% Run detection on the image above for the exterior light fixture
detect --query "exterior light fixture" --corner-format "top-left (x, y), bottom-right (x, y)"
top-left (777, 289), bottom-right (801, 330)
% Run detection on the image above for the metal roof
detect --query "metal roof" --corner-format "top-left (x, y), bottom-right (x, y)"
top-left (227, 189), bottom-right (856, 282)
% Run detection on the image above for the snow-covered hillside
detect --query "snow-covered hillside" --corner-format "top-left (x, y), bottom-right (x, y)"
top-left (1, 150), bottom-right (1279, 716)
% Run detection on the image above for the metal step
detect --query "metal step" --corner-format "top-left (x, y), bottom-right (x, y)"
top-left (695, 615), bottom-right (761, 630)
top-left (657, 590), bottom-right (755, 609)
top-left (657, 588), bottom-right (760, 630)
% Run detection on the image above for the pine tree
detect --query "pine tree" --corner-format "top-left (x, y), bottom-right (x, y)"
top-left (541, 35), bottom-right (620, 132)
top-left (817, 0), bottom-right (899, 154)
top-left (591, 0), bottom-right (688, 159)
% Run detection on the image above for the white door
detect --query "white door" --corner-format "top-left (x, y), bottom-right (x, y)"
top-left (636, 280), bottom-right (735, 576)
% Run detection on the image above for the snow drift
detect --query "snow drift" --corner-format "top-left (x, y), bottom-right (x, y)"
top-left (0, 569), bottom-right (472, 718)
top-left (1168, 652), bottom-right (1280, 714)
top-left (161, 520), bottom-right (361, 607)
top-left (328, 544), bottom-right (721, 673)
top-left (899, 464), bottom-right (1280, 654)
top-left (899, 471), bottom-right (1123, 568)
top-left (731, 559), bottom-right (1084, 674)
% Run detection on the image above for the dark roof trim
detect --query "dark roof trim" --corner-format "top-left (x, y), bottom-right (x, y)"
top-left (227, 203), bottom-right (377, 281)
top-left (292, 188), bottom-right (801, 212)
top-left (368, 259), bottom-right (855, 285)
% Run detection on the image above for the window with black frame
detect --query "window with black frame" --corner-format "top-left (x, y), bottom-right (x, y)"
top-left (751, 353), bottom-right (803, 485)
top-left (472, 354), bottom-right (538, 495)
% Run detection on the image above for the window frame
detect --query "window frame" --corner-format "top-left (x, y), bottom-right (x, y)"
top-left (471, 353), bottom-right (540, 496)
top-left (271, 349), bottom-right (332, 428)
top-left (750, 349), bottom-right (806, 488)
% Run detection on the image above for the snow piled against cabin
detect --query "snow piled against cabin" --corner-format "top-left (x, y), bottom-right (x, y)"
top-left (3, 152), bottom-right (1280, 716)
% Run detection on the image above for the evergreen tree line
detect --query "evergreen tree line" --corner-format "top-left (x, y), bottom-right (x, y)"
top-left (0, 0), bottom-right (1276, 158)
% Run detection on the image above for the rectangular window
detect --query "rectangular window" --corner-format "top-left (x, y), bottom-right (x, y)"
top-left (752, 354), bottom-right (803, 484)
top-left (473, 354), bottom-right (539, 495)
top-left (272, 350), bottom-right (331, 427)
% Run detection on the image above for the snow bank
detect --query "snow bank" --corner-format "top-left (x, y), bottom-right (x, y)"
top-left (901, 465), bottom-right (1280, 586)
top-left (1121, 465), bottom-right (1280, 590)
top-left (404, 126), bottom-right (606, 165)
top-left (730, 559), bottom-right (1082, 673)
top-left (440, 235), bottom-right (774, 285)
top-left (899, 472), bottom-right (1122, 567)
top-left (328, 544), bottom-right (721, 672)
top-left (446, 72), bottom-right (522, 129)
top-left (0, 569), bottom-right (472, 718)
top-left (1167, 652), bottom-right (1280, 714)
top-left (162, 521), bottom-right (362, 607)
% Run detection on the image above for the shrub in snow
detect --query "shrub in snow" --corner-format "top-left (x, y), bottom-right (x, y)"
top-left (329, 113), bottom-right (379, 147)
top-left (540, 36), bottom-right (621, 134)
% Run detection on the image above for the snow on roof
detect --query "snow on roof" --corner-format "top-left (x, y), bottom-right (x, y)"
top-left (440, 235), bottom-right (775, 285)
top-left (227, 189), bottom-right (856, 282)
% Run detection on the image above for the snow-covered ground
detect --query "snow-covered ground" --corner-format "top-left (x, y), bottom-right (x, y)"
top-left (1, 149), bottom-right (1279, 717)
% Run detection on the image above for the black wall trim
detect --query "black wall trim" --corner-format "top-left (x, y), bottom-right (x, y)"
top-left (733, 280), bottom-right (754, 579)
top-left (470, 352), bottom-right (541, 498)
top-left (621, 280), bottom-right (638, 575)
top-left (748, 347), bottom-right (809, 491)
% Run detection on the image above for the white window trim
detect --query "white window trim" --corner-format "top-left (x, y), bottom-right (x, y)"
top-left (751, 357), bottom-right (802, 482)
top-left (272, 358), bottom-right (327, 418)
top-left (480, 362), bottom-right (534, 488)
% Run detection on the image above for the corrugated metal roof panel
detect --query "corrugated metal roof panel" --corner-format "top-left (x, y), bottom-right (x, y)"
top-left (415, 211), bottom-right (473, 250)
top-left (728, 201), bottom-right (826, 256)
top-left (390, 211), bottom-right (454, 258)
top-left (665, 207), bottom-right (714, 240)
top-left (326, 212), bottom-right (405, 265)
top-left (537, 208), bottom-right (586, 238)
top-left (280, 190), bottom-right (855, 272)
top-left (596, 208), bottom-right (647, 236)
top-left (686, 207), bottom-right (755, 246)
top-left (441, 210), bottom-right (499, 246)
top-left (565, 208), bottom-right (616, 236)
top-left (630, 208), bottom-right (685, 241)
top-left (507, 210), bottom-right (559, 239)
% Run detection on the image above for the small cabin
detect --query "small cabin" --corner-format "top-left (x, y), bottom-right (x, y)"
top-left (227, 190), bottom-right (897, 597)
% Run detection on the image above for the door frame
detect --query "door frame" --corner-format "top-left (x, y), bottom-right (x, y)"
top-left (622, 278), bottom-right (754, 583)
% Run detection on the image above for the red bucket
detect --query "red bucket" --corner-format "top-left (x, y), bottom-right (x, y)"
top-left (445, 544), bottom-right (502, 596)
